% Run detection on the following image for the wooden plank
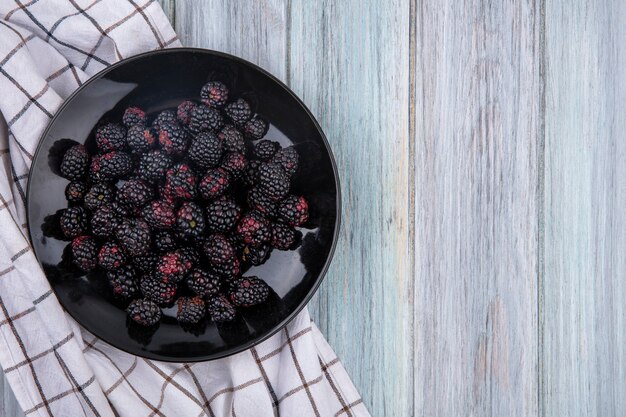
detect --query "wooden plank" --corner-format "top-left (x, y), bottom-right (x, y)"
top-left (0, 373), bottom-right (23, 417)
top-left (412, 1), bottom-right (540, 416)
top-left (541, 2), bottom-right (626, 416)
top-left (288, 2), bottom-right (413, 416)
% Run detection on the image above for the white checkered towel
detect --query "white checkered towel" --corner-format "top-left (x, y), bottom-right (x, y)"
top-left (0, 1), bottom-right (369, 416)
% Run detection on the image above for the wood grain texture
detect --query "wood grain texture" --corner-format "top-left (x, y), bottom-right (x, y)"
top-left (541, 1), bottom-right (626, 416)
top-left (413, 1), bottom-right (540, 416)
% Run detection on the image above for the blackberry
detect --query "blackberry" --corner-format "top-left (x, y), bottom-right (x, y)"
top-left (177, 100), bottom-right (197, 125)
top-left (111, 199), bottom-right (140, 217)
top-left (200, 81), bottom-right (229, 108)
top-left (60, 144), bottom-right (89, 180)
top-left (126, 125), bottom-right (156, 154)
top-left (224, 98), bottom-right (252, 126)
top-left (211, 257), bottom-right (241, 279)
top-left (90, 151), bottom-right (132, 182)
top-left (206, 294), bottom-right (236, 322)
top-left (60, 207), bottom-right (88, 238)
top-left (189, 104), bottom-right (224, 134)
top-left (243, 116), bottom-right (268, 140)
top-left (163, 163), bottom-right (197, 200)
top-left (95, 123), bottom-right (126, 152)
top-left (199, 168), bottom-right (230, 200)
top-left (142, 200), bottom-right (176, 230)
top-left (64, 181), bottom-right (86, 203)
top-left (158, 122), bottom-right (189, 156)
top-left (205, 197), bottom-right (242, 233)
top-left (186, 268), bottom-right (221, 297)
top-left (188, 131), bottom-right (222, 171)
top-left (137, 150), bottom-right (172, 183)
top-left (235, 211), bottom-right (271, 247)
top-left (176, 201), bottom-right (205, 238)
top-left (272, 146), bottom-right (299, 177)
top-left (153, 230), bottom-right (177, 253)
top-left (84, 183), bottom-right (115, 211)
top-left (220, 152), bottom-right (246, 179)
top-left (247, 187), bottom-right (276, 217)
top-left (177, 296), bottom-right (206, 324)
top-left (107, 265), bottom-right (137, 298)
top-left (257, 162), bottom-right (290, 201)
top-left (241, 244), bottom-right (271, 266)
top-left (127, 299), bottom-right (162, 326)
top-left (155, 250), bottom-right (192, 283)
top-left (253, 140), bottom-right (279, 161)
top-left (179, 246), bottom-right (201, 268)
top-left (70, 236), bottom-right (97, 271)
top-left (203, 233), bottom-right (235, 265)
top-left (91, 205), bottom-right (121, 238)
top-left (140, 274), bottom-right (177, 305)
top-left (218, 125), bottom-right (245, 153)
top-left (242, 160), bottom-right (261, 186)
top-left (122, 107), bottom-right (147, 128)
top-left (277, 195), bottom-right (309, 226)
top-left (115, 219), bottom-right (151, 257)
top-left (117, 179), bottom-right (153, 208)
top-left (152, 109), bottom-right (177, 130)
top-left (228, 276), bottom-right (270, 307)
top-left (271, 222), bottom-right (298, 250)
top-left (98, 241), bottom-right (127, 270)
top-left (132, 254), bottom-right (157, 274)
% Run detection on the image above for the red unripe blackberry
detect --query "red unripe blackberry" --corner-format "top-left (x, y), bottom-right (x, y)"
top-left (115, 219), bottom-right (151, 257)
top-left (188, 131), bottom-right (222, 171)
top-left (70, 236), bottom-right (97, 271)
top-left (220, 152), bottom-right (246, 179)
top-left (95, 122), bottom-right (126, 152)
top-left (189, 104), bottom-right (224, 134)
top-left (60, 144), bottom-right (89, 181)
top-left (206, 295), bottom-right (236, 322)
top-left (127, 299), bottom-right (161, 326)
top-left (218, 125), bottom-right (246, 153)
top-left (126, 125), bottom-right (156, 154)
top-left (257, 162), bottom-right (290, 201)
top-left (140, 274), bottom-right (177, 306)
top-left (203, 233), bottom-right (235, 265)
top-left (235, 211), bottom-right (271, 247)
top-left (60, 207), bottom-right (88, 238)
top-left (228, 276), bottom-right (270, 307)
top-left (277, 195), bottom-right (309, 226)
top-left (107, 265), bottom-right (138, 299)
top-left (164, 163), bottom-right (197, 200)
top-left (224, 98), bottom-right (252, 126)
top-left (122, 107), bottom-right (147, 128)
top-left (200, 81), bottom-right (229, 108)
top-left (65, 181), bottom-right (87, 203)
top-left (199, 168), bottom-right (230, 200)
top-left (176, 201), bottom-right (205, 238)
top-left (271, 223), bottom-right (298, 250)
top-left (253, 140), bottom-right (279, 161)
top-left (142, 200), bottom-right (176, 230)
top-left (90, 151), bottom-right (132, 182)
top-left (205, 197), bottom-right (242, 233)
top-left (272, 146), bottom-right (299, 177)
top-left (98, 241), bottom-right (127, 270)
top-left (243, 116), bottom-right (267, 140)
top-left (177, 100), bottom-right (197, 125)
top-left (186, 268), bottom-right (221, 297)
top-left (155, 250), bottom-right (192, 283)
top-left (158, 122), bottom-right (189, 156)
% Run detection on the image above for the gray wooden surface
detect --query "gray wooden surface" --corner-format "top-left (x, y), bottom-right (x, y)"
top-left (3, 1), bottom-right (626, 416)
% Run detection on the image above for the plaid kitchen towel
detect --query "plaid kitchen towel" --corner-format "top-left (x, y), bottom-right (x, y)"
top-left (0, 1), bottom-right (370, 416)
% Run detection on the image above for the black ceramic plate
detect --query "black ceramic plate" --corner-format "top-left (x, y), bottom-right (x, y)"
top-left (27, 48), bottom-right (340, 362)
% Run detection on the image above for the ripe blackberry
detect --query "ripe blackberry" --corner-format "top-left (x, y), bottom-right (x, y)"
top-left (127, 299), bottom-right (161, 326)
top-left (199, 168), bottom-right (230, 200)
top-left (224, 98), bottom-right (252, 126)
top-left (176, 201), bottom-right (205, 238)
top-left (247, 187), bottom-right (277, 217)
top-left (132, 254), bottom-right (157, 274)
top-left (111, 199), bottom-right (140, 217)
top-left (179, 246), bottom-right (201, 269)
top-left (206, 294), bottom-right (236, 322)
top-left (253, 140), bottom-right (279, 161)
top-left (98, 241), bottom-right (127, 270)
top-left (107, 265), bottom-right (138, 299)
top-left (60, 207), bottom-right (88, 238)
top-left (155, 250), bottom-right (192, 283)
top-left (152, 109), bottom-right (177, 130)
top-left (65, 181), bottom-right (86, 203)
top-left (189, 104), bottom-right (224, 134)
top-left (188, 131), bottom-right (222, 171)
top-left (164, 163), bottom-right (197, 200)
top-left (60, 144), bottom-right (89, 180)
top-left (126, 125), bottom-right (156, 154)
top-left (242, 160), bottom-right (261, 186)
top-left (236, 211), bottom-right (271, 247)
top-left (122, 107), bottom-right (147, 128)
top-left (228, 276), bottom-right (270, 307)
top-left (90, 151), bottom-right (132, 182)
top-left (205, 197), bottom-right (242, 233)
top-left (220, 152), bottom-right (246, 179)
top-left (271, 223), bottom-right (298, 250)
top-left (200, 81), bottom-right (229, 108)
top-left (91, 205), bottom-right (121, 238)
top-left (211, 257), bottom-right (241, 279)
top-left (257, 162), bottom-right (289, 201)
top-left (218, 125), bottom-right (245, 153)
top-left (115, 219), bottom-right (151, 257)
top-left (203, 233), bottom-right (235, 265)
top-left (176, 296), bottom-right (206, 324)
top-left (95, 123), bottom-right (126, 152)
top-left (137, 150), bottom-right (172, 183)
top-left (272, 146), bottom-right (299, 177)
top-left (117, 179), bottom-right (153, 208)
top-left (186, 268), bottom-right (221, 297)
top-left (153, 230), bottom-right (177, 253)
top-left (277, 195), bottom-right (309, 226)
top-left (243, 116), bottom-right (267, 140)
top-left (142, 200), bottom-right (176, 230)
top-left (158, 122), bottom-right (189, 156)
top-left (177, 100), bottom-right (197, 125)
top-left (84, 183), bottom-right (115, 211)
top-left (140, 274), bottom-right (177, 305)
top-left (71, 236), bottom-right (97, 271)
top-left (241, 244), bottom-right (271, 266)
